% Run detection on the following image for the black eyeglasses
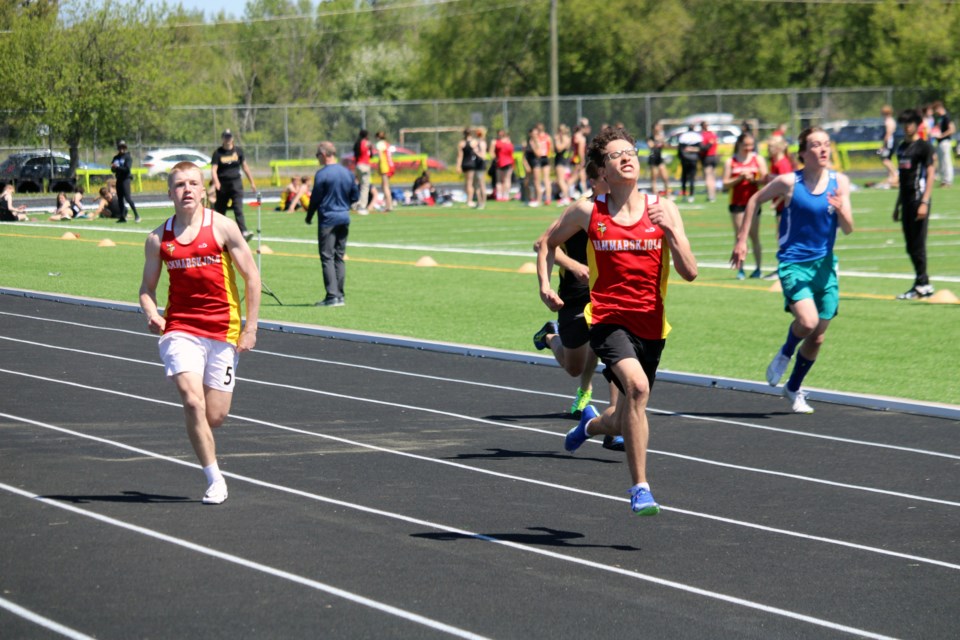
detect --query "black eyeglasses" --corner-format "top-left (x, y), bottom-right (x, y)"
top-left (604, 148), bottom-right (637, 161)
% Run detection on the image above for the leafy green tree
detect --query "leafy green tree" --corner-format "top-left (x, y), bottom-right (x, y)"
top-left (0, 0), bottom-right (186, 173)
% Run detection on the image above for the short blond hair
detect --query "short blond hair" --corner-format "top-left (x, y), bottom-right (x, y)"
top-left (167, 162), bottom-right (203, 188)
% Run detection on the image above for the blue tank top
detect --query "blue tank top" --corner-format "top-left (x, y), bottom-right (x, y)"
top-left (777, 170), bottom-right (839, 263)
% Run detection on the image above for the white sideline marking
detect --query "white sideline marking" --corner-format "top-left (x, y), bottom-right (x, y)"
top-left (0, 595), bottom-right (95, 640)
top-left (0, 416), bottom-right (900, 639)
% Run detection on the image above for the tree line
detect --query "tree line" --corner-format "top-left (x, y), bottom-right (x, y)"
top-left (1, 0), bottom-right (957, 168)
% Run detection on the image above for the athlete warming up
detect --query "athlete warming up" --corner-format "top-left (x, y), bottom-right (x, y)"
top-left (139, 162), bottom-right (261, 504)
top-left (731, 127), bottom-right (854, 414)
top-left (544, 128), bottom-right (698, 516)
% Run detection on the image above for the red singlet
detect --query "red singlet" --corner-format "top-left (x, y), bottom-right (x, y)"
top-left (729, 153), bottom-right (761, 207)
top-left (357, 139), bottom-right (371, 167)
top-left (160, 209), bottom-right (242, 344)
top-left (586, 194), bottom-right (672, 340)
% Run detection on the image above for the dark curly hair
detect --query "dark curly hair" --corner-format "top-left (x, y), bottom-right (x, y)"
top-left (586, 126), bottom-right (635, 170)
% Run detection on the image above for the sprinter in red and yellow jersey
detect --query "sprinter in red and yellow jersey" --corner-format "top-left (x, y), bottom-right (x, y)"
top-left (543, 127), bottom-right (698, 517)
top-left (139, 162), bottom-right (261, 505)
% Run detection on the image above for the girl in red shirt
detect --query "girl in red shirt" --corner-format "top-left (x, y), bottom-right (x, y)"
top-left (722, 133), bottom-right (768, 279)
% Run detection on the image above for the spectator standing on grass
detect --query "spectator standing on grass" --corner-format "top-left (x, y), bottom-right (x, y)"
top-left (0, 184), bottom-right (28, 221)
top-left (353, 129), bottom-right (372, 215)
top-left (932, 100), bottom-right (955, 187)
top-left (537, 123), bottom-right (553, 205)
top-left (493, 129), bottom-right (515, 202)
top-left (677, 124), bottom-right (702, 203)
top-left (571, 120), bottom-right (591, 195)
top-left (879, 105), bottom-right (899, 189)
top-left (723, 132), bottom-right (767, 279)
top-left (766, 135), bottom-right (795, 250)
top-left (647, 123), bottom-right (670, 196)
top-left (543, 127), bottom-right (698, 517)
top-left (306, 141), bottom-right (359, 307)
top-left (893, 108), bottom-right (936, 300)
top-left (456, 127), bottom-right (480, 208)
top-left (525, 127), bottom-right (543, 206)
top-left (699, 121), bottom-right (719, 203)
top-left (474, 127), bottom-right (488, 210)
top-left (554, 123), bottom-right (573, 205)
top-left (110, 140), bottom-right (140, 224)
top-left (139, 162), bottom-right (261, 505)
top-left (731, 127), bottom-right (854, 415)
top-left (211, 129), bottom-right (258, 241)
top-left (375, 131), bottom-right (395, 212)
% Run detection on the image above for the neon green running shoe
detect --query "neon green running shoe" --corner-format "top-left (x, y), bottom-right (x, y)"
top-left (570, 387), bottom-right (592, 415)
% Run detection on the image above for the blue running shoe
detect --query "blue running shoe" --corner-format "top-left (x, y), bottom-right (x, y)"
top-left (602, 435), bottom-right (624, 452)
top-left (629, 485), bottom-right (660, 516)
top-left (533, 320), bottom-right (559, 350)
top-left (564, 405), bottom-right (598, 452)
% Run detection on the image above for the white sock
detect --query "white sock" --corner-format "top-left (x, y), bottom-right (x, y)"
top-left (630, 482), bottom-right (651, 494)
top-left (203, 462), bottom-right (223, 485)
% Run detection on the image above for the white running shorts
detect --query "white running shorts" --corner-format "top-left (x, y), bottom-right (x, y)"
top-left (158, 331), bottom-right (239, 392)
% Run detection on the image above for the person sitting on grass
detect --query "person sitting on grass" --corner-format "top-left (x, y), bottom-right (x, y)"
top-left (71, 188), bottom-right (87, 218)
top-left (411, 171), bottom-right (436, 206)
top-left (280, 176), bottom-right (302, 212)
top-left (49, 191), bottom-right (75, 221)
top-left (0, 184), bottom-right (29, 221)
top-left (94, 185), bottom-right (122, 220)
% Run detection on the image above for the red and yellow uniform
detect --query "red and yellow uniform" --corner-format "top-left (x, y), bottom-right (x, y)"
top-left (585, 194), bottom-right (671, 340)
top-left (160, 209), bottom-right (242, 344)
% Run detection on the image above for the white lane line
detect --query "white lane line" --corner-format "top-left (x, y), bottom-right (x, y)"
top-left (3, 405), bottom-right (959, 575)
top-left (0, 418), bottom-right (902, 640)
top-left (1, 345), bottom-right (958, 510)
top-left (0, 482), bottom-right (491, 640)
top-left (0, 331), bottom-right (956, 462)
top-left (0, 595), bottom-right (95, 640)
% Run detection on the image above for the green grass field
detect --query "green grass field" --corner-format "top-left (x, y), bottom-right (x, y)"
top-left (2, 183), bottom-right (958, 405)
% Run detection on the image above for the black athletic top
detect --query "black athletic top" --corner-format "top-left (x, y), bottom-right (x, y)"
top-left (212, 146), bottom-right (245, 183)
top-left (111, 151), bottom-right (133, 181)
top-left (558, 230), bottom-right (590, 305)
top-left (897, 138), bottom-right (934, 203)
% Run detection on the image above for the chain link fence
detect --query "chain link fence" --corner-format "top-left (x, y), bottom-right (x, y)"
top-left (1, 86), bottom-right (927, 170)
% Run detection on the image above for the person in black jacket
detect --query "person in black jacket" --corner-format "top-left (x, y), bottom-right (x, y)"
top-left (110, 140), bottom-right (140, 223)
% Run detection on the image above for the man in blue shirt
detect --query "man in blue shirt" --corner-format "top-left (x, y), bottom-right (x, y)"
top-left (306, 141), bottom-right (359, 307)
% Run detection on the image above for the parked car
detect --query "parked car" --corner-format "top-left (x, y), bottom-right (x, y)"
top-left (340, 145), bottom-right (447, 172)
top-left (0, 151), bottom-right (77, 192)
top-left (142, 148), bottom-right (212, 179)
top-left (665, 124), bottom-right (742, 147)
top-left (821, 118), bottom-right (897, 144)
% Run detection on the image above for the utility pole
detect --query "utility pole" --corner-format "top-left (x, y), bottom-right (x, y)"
top-left (549, 0), bottom-right (558, 135)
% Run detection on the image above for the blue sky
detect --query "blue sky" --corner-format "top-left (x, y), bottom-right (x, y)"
top-left (160, 0), bottom-right (250, 20)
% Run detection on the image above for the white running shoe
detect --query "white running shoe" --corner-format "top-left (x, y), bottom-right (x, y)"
top-left (202, 479), bottom-right (228, 505)
top-left (783, 387), bottom-right (814, 414)
top-left (766, 351), bottom-right (790, 386)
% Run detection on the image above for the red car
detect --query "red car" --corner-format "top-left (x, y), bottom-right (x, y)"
top-left (340, 145), bottom-right (447, 172)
